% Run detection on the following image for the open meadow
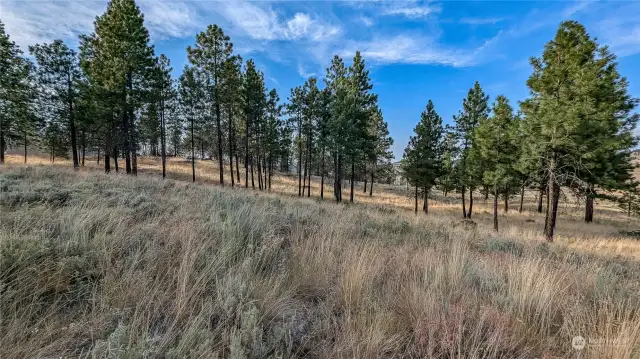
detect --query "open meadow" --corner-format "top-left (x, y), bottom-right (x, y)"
top-left (1, 157), bottom-right (640, 358)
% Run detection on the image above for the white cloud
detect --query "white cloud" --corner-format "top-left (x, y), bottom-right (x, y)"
top-left (208, 3), bottom-right (341, 42)
top-left (359, 16), bottom-right (375, 27)
top-left (341, 34), bottom-right (480, 67)
top-left (1, 0), bottom-right (104, 49)
top-left (459, 17), bottom-right (504, 25)
top-left (382, 6), bottom-right (437, 19)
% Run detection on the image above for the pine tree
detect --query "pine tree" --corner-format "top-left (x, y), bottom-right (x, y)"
top-left (302, 77), bottom-right (320, 197)
top-left (222, 55), bottom-right (243, 186)
top-left (438, 127), bottom-right (459, 198)
top-left (30, 40), bottom-right (83, 169)
top-left (346, 51), bottom-right (377, 203)
top-left (178, 65), bottom-right (203, 182)
top-left (453, 81), bottom-right (489, 218)
top-left (0, 20), bottom-right (33, 164)
top-left (242, 59), bottom-right (266, 189)
top-left (80, 0), bottom-right (155, 175)
top-left (287, 85), bottom-right (305, 196)
top-left (153, 54), bottom-right (173, 178)
top-left (187, 25), bottom-right (233, 186)
top-left (522, 21), bottom-right (639, 241)
top-left (264, 89), bottom-right (282, 191)
top-left (368, 107), bottom-right (393, 196)
top-left (474, 95), bottom-right (518, 231)
top-left (401, 100), bottom-right (445, 214)
top-left (316, 88), bottom-right (332, 199)
top-left (325, 55), bottom-right (348, 202)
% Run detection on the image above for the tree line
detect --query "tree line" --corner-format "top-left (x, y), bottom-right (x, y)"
top-left (401, 21), bottom-right (639, 241)
top-left (0, 0), bottom-right (394, 202)
top-left (1, 3), bottom-right (637, 242)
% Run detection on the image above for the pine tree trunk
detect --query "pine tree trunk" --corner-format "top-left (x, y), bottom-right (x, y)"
top-left (68, 72), bottom-right (79, 170)
top-left (493, 187), bottom-right (499, 232)
top-left (425, 190), bottom-right (429, 214)
top-left (414, 185), bottom-right (418, 214)
top-left (245, 115), bottom-right (249, 189)
top-left (104, 152), bottom-right (110, 173)
top-left (214, 88), bottom-right (224, 186)
top-left (369, 163), bottom-right (375, 197)
top-left (544, 158), bottom-right (560, 242)
top-left (302, 147), bottom-right (308, 195)
top-left (0, 120), bottom-right (5, 164)
top-left (97, 148), bottom-right (100, 165)
top-left (628, 198), bottom-right (632, 217)
top-left (320, 146), bottom-right (325, 199)
top-left (113, 147), bottom-right (119, 173)
top-left (350, 157), bottom-right (355, 203)
top-left (123, 82), bottom-right (131, 175)
top-left (307, 130), bottom-right (312, 198)
top-left (251, 157), bottom-right (255, 189)
top-left (23, 132), bottom-right (27, 163)
top-left (364, 177), bottom-right (368, 193)
top-left (161, 96), bottom-right (167, 179)
top-left (504, 189), bottom-right (509, 213)
top-left (423, 187), bottom-right (427, 212)
top-left (268, 157), bottom-right (272, 191)
top-left (468, 188), bottom-right (474, 218)
top-left (519, 183), bottom-right (525, 213)
top-left (544, 185), bottom-right (550, 233)
top-left (333, 150), bottom-right (340, 202)
top-left (537, 187), bottom-right (544, 213)
top-left (585, 191), bottom-right (594, 223)
top-left (191, 118), bottom-right (195, 182)
top-left (462, 185), bottom-right (467, 218)
top-left (235, 151), bottom-right (240, 184)
top-left (297, 116), bottom-right (303, 196)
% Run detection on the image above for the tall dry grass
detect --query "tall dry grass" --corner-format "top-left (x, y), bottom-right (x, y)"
top-left (1, 165), bottom-right (639, 358)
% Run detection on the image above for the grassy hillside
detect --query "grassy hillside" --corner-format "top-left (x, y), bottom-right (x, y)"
top-left (1, 165), bottom-right (640, 358)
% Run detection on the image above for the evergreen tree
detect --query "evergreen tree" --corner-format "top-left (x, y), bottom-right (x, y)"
top-left (222, 55), bottom-right (243, 186)
top-left (401, 100), bottom-right (445, 214)
top-left (0, 20), bottom-right (33, 164)
top-left (325, 55), bottom-right (348, 202)
top-left (287, 85), bottom-right (305, 196)
top-left (242, 59), bottom-right (266, 189)
top-left (522, 21), bottom-right (639, 241)
top-left (438, 127), bottom-right (458, 198)
top-left (346, 51), bottom-right (377, 203)
top-left (187, 25), bottom-right (233, 186)
top-left (80, 0), bottom-right (155, 175)
top-left (178, 65), bottom-right (203, 182)
top-left (474, 95), bottom-right (518, 231)
top-left (153, 54), bottom-right (173, 178)
top-left (453, 81), bottom-right (489, 218)
top-left (368, 107), bottom-right (393, 196)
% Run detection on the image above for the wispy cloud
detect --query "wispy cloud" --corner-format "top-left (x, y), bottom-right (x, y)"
top-left (359, 16), bottom-right (375, 27)
top-left (340, 34), bottom-right (483, 67)
top-left (382, 6), bottom-right (437, 19)
top-left (459, 17), bottom-right (504, 25)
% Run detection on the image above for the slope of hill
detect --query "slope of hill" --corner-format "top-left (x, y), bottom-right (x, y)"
top-left (1, 165), bottom-right (639, 358)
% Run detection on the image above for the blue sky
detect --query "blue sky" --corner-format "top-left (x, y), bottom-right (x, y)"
top-left (3, 0), bottom-right (639, 159)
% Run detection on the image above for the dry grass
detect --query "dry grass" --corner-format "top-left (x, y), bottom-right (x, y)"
top-left (6, 153), bottom-right (640, 258)
top-left (1, 164), bottom-right (639, 358)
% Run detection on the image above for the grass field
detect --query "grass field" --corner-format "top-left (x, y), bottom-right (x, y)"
top-left (1, 156), bottom-right (640, 357)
